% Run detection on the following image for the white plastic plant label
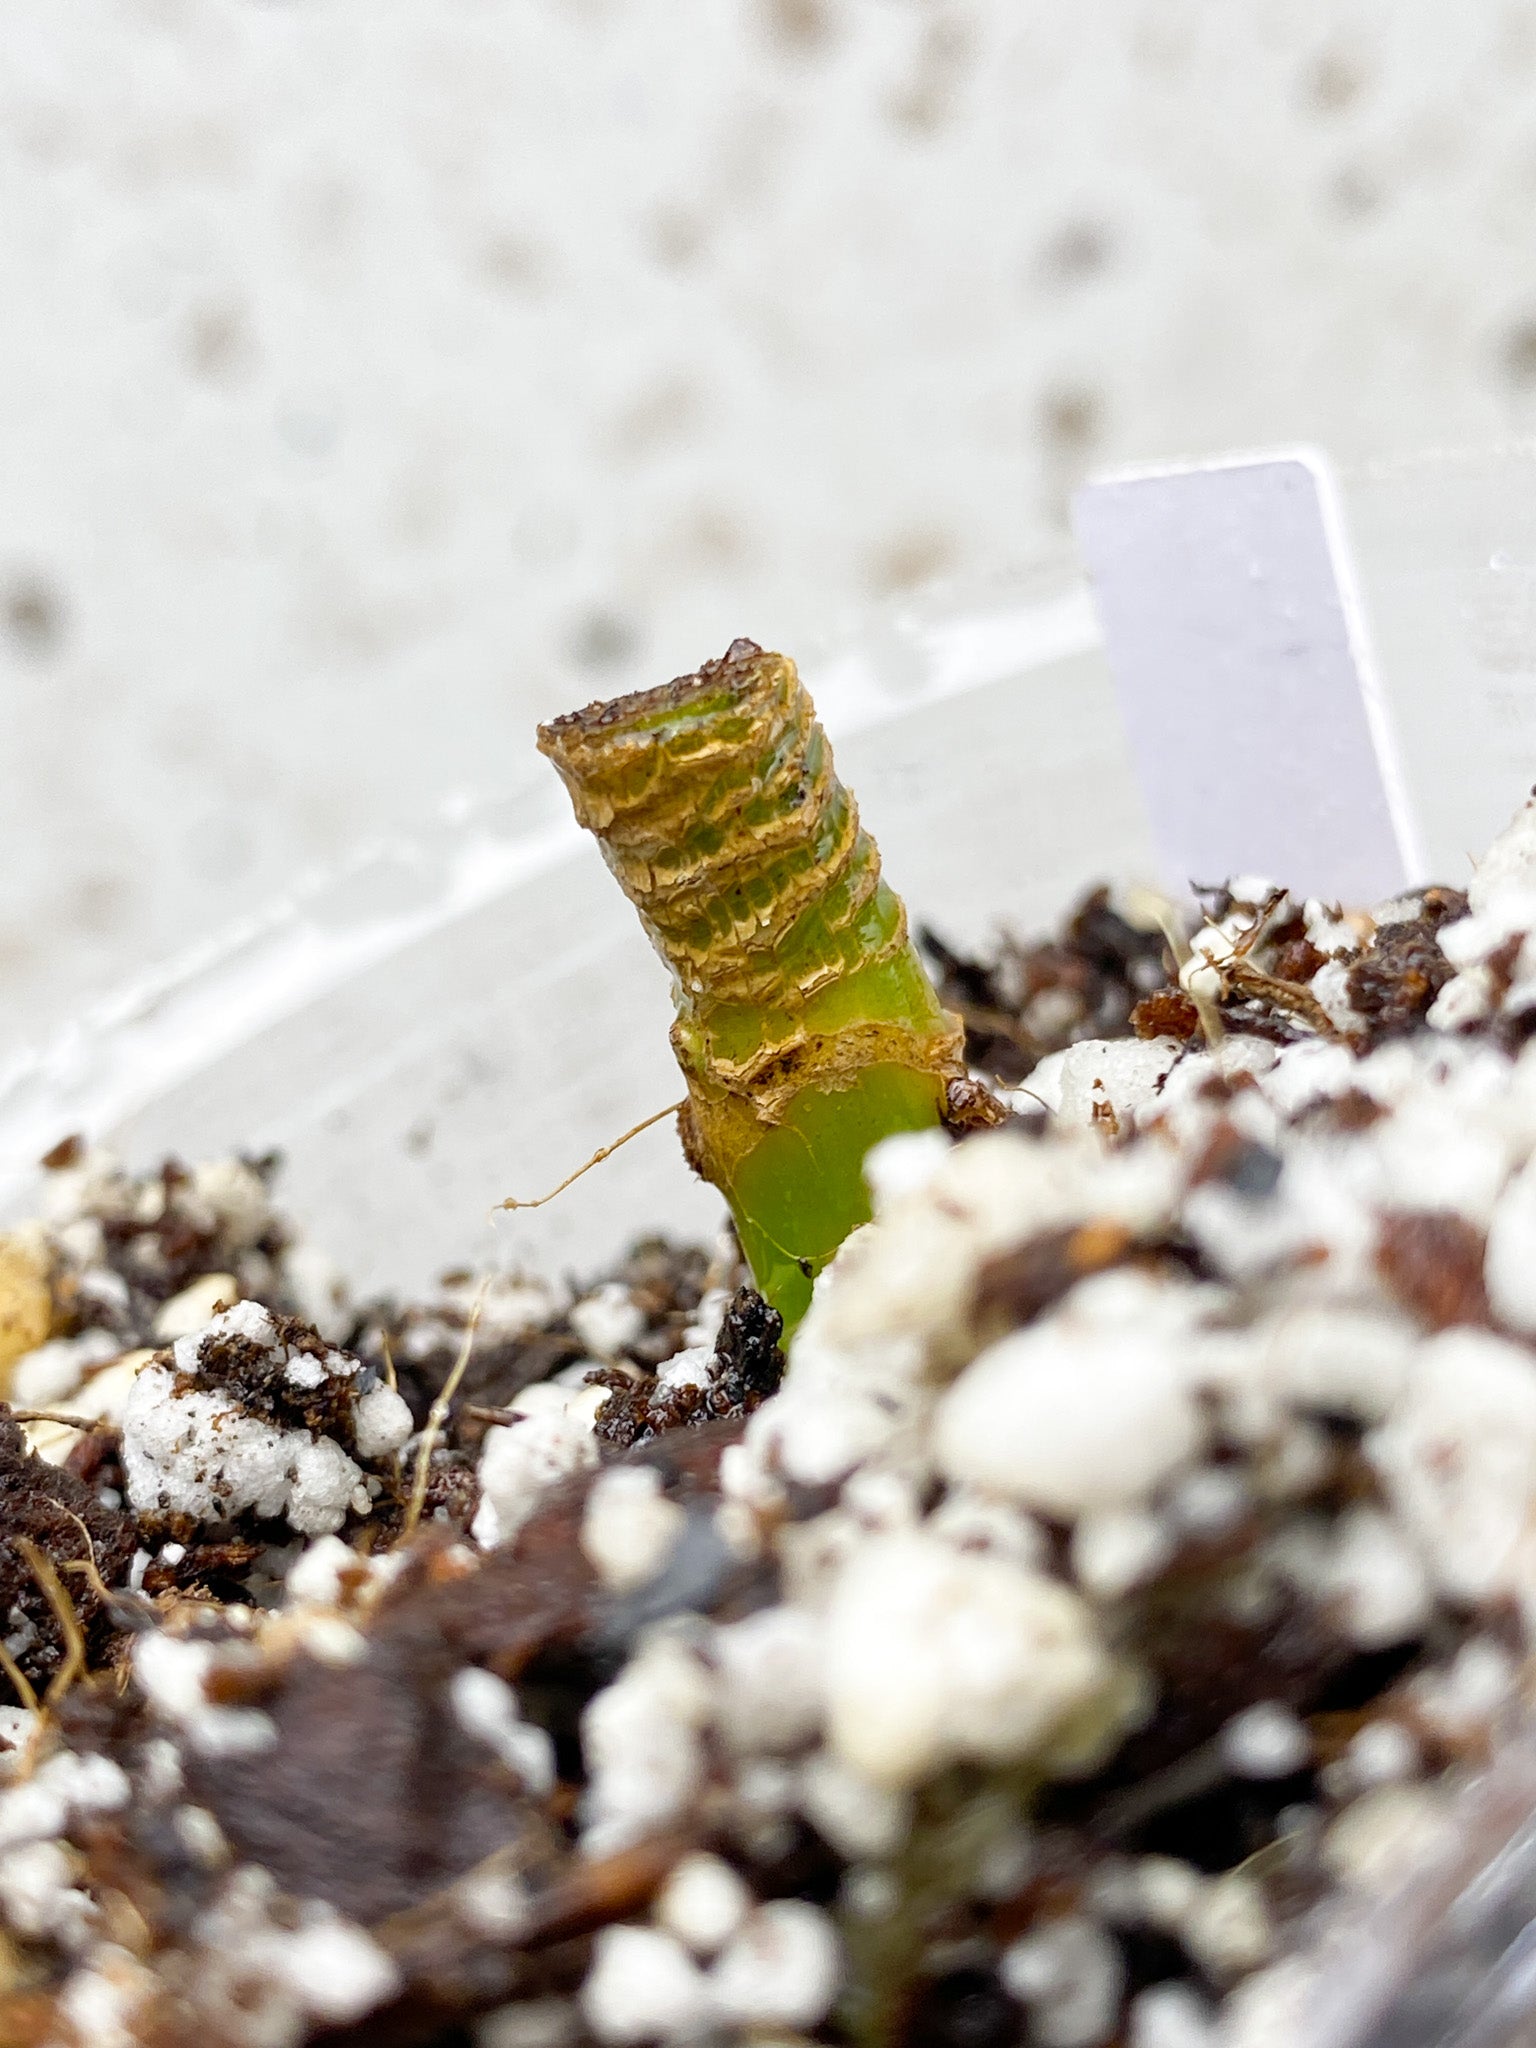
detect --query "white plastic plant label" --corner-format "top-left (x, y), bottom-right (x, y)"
top-left (1072, 452), bottom-right (1424, 904)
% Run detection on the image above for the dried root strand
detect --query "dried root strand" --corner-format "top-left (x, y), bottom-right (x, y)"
top-left (399, 1278), bottom-right (489, 1544)
top-left (497, 1101), bottom-right (684, 1214)
top-left (0, 1644), bottom-right (37, 1715)
top-left (13, 1538), bottom-right (85, 1707)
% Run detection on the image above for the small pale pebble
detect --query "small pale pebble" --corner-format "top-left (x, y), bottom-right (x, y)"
top-left (1083, 1858), bottom-right (1142, 1925)
top-left (1128, 1982), bottom-right (1218, 2048)
top-left (1407, 1637), bottom-right (1518, 1743)
top-left (1323, 1506), bottom-right (1432, 1650)
top-left (1228, 876), bottom-right (1281, 908)
top-left (734, 1758), bottom-right (797, 1821)
top-left (173, 1804), bottom-right (229, 1868)
top-left (132, 1634), bottom-right (277, 1758)
top-left (937, 1320), bottom-right (1202, 1518)
top-left (1181, 1872), bottom-right (1272, 1979)
top-left (1466, 793), bottom-right (1536, 912)
top-left (190, 1158), bottom-right (272, 1249)
top-left (27, 1349), bottom-right (147, 1466)
top-left (1322, 1783), bottom-right (1450, 1891)
top-left (300, 1615), bottom-right (369, 1667)
top-left (1024, 983), bottom-right (1088, 1041)
top-left (718, 1441), bottom-right (787, 1516)
top-left (0, 1837), bottom-right (90, 1943)
top-left (1368, 1329), bottom-right (1536, 1603)
top-left (1429, 967), bottom-right (1493, 1032)
top-left (0, 1707), bottom-right (36, 1777)
top-left (1219, 1961), bottom-right (1317, 2048)
top-left (712, 1499), bottom-right (761, 1561)
top-left (580, 1466), bottom-right (686, 1594)
top-left (1134, 1857), bottom-right (1204, 1933)
top-left (929, 1490), bottom-right (1047, 1568)
top-left (1341, 1719), bottom-right (1421, 1790)
top-left (797, 1750), bottom-right (912, 1861)
top-left (1251, 1421), bottom-right (1334, 1503)
top-left (708, 1900), bottom-right (842, 2031)
top-left (1485, 1155), bottom-right (1536, 1335)
top-left (152, 1274), bottom-right (238, 1341)
top-left (974, 1822), bottom-right (1035, 1902)
top-left (270, 1912), bottom-right (401, 2022)
top-left (580, 1925), bottom-right (713, 2044)
top-left (1219, 1702), bottom-right (1311, 1780)
top-left (653, 1853), bottom-right (752, 1956)
top-left (569, 1284), bottom-right (646, 1361)
top-left (1310, 958), bottom-right (1361, 1032)
top-left (842, 1466), bottom-right (922, 1533)
top-left (1327, 1712), bottom-right (1417, 1794)
top-left (285, 1534), bottom-right (359, 1609)
top-left (457, 1865), bottom-right (533, 1939)
top-left (507, 1382), bottom-right (572, 1419)
top-left (821, 1532), bottom-right (1115, 1787)
top-left (472, 1400), bottom-right (601, 1551)
top-left (1071, 1508), bottom-right (1173, 1600)
top-left (840, 1866), bottom-right (901, 1920)
top-left (1000, 1915), bottom-right (1124, 2048)
top-left (580, 1636), bottom-right (712, 1855)
top-left (1165, 1466), bottom-right (1249, 1537)
top-left (1302, 900), bottom-right (1358, 958)
top-left (712, 1604), bottom-right (824, 1755)
top-left (352, 1384), bottom-right (413, 1460)
top-left (1256, 1306), bottom-right (1414, 1425)
top-left (475, 1998), bottom-right (578, 2048)
top-left (451, 1668), bottom-right (555, 1795)
top-left (681, 1286), bottom-right (730, 1352)
top-left (10, 1328), bottom-right (121, 1410)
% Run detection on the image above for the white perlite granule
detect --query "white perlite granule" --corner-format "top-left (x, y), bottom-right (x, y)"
top-left (821, 1530), bottom-right (1117, 1788)
top-left (1001, 1914), bottom-right (1125, 2048)
top-left (569, 1282), bottom-right (647, 1361)
top-left (1219, 1703), bottom-right (1312, 1780)
top-left (471, 1387), bottom-right (605, 1551)
top-left (449, 1668), bottom-right (556, 1796)
top-left (120, 1300), bottom-right (403, 1537)
top-left (579, 1465), bottom-right (686, 1593)
top-left (579, 1634), bottom-right (713, 1856)
top-left (935, 1277), bottom-right (1204, 1517)
top-left (580, 1925), bottom-right (712, 2044)
top-left (1368, 1327), bottom-right (1536, 1604)
top-left (131, 1634), bottom-right (277, 1759)
top-left (708, 1900), bottom-right (842, 2031)
top-left (652, 1853), bottom-right (752, 1956)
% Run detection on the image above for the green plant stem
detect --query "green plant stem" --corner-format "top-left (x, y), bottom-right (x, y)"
top-left (537, 637), bottom-right (976, 1332)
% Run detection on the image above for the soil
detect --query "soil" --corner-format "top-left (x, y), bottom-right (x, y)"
top-left (0, 858), bottom-right (1526, 2048)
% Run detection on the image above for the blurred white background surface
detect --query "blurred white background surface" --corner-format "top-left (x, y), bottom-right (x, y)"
top-left (6, 0), bottom-right (1536, 1064)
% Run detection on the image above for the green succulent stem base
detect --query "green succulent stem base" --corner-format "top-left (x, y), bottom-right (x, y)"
top-left (538, 636), bottom-right (992, 1333)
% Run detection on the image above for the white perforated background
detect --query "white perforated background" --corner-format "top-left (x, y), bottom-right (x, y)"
top-left (4, 0), bottom-right (1536, 1061)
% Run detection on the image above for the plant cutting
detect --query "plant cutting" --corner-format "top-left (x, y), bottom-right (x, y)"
top-left (537, 635), bottom-right (998, 1330)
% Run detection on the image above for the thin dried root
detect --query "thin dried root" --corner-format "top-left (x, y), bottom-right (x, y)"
top-left (14, 1539), bottom-right (85, 1707)
top-left (56, 1509), bottom-right (114, 1609)
top-left (495, 1100), bottom-right (684, 1215)
top-left (0, 1645), bottom-right (37, 1715)
top-left (7, 1409), bottom-right (108, 1432)
top-left (399, 1278), bottom-right (489, 1545)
